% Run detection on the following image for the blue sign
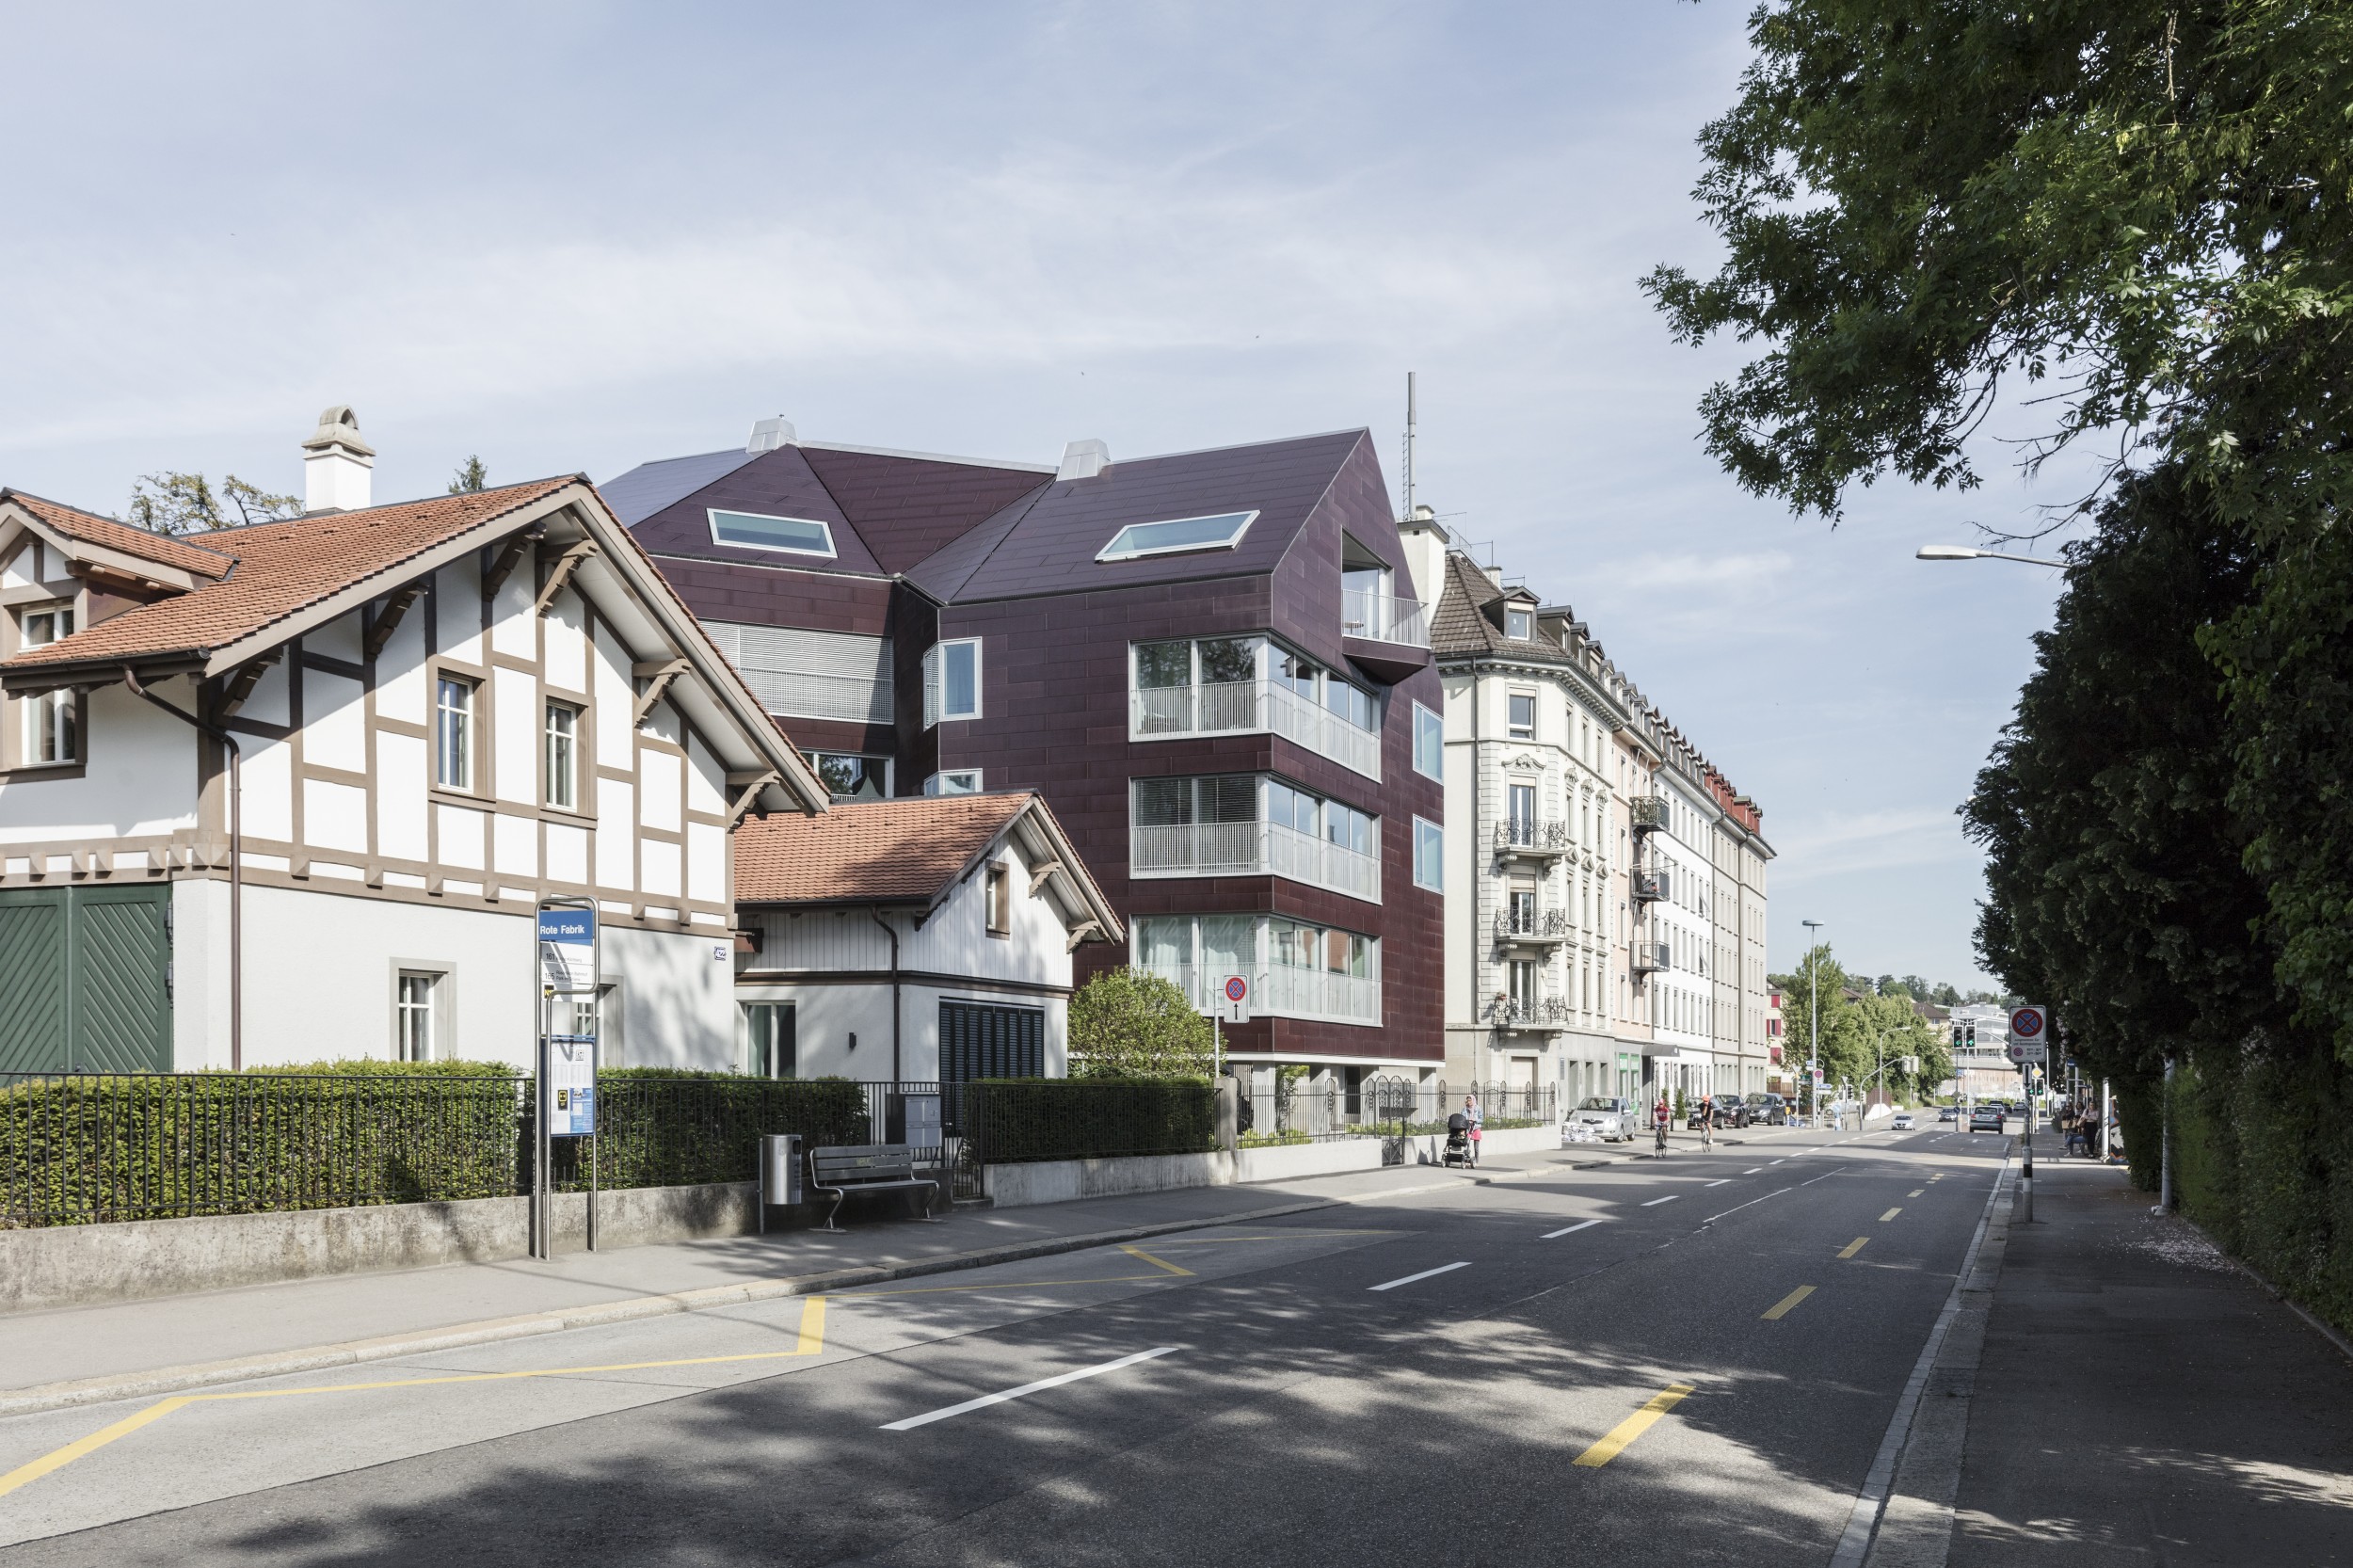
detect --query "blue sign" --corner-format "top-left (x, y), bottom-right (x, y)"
top-left (538, 906), bottom-right (597, 995)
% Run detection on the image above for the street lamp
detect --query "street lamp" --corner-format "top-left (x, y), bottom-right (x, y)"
top-left (1915, 544), bottom-right (2068, 567)
top-left (1801, 919), bottom-right (1825, 1129)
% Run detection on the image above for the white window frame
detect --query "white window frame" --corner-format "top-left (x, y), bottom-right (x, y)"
top-left (1412, 701), bottom-right (1443, 780)
top-left (1096, 510), bottom-right (1258, 563)
top-left (925, 769), bottom-right (983, 795)
top-left (543, 700), bottom-right (579, 810)
top-left (18, 604), bottom-right (78, 765)
top-left (706, 508), bottom-right (839, 558)
top-left (1506, 608), bottom-right (1533, 641)
top-left (984, 862), bottom-right (1012, 936)
top-left (391, 962), bottom-right (453, 1062)
top-left (1413, 816), bottom-right (1443, 891)
top-left (1507, 689), bottom-right (1536, 741)
top-left (922, 638), bottom-right (982, 728)
top-left (435, 676), bottom-right (477, 792)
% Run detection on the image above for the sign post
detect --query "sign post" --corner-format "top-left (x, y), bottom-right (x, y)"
top-left (1214, 976), bottom-right (1250, 1079)
top-left (535, 899), bottom-right (600, 1259)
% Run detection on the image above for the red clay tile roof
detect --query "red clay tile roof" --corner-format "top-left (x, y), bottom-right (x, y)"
top-left (4, 491), bottom-right (236, 580)
top-left (3, 478), bottom-right (578, 670)
top-left (733, 792), bottom-right (1032, 904)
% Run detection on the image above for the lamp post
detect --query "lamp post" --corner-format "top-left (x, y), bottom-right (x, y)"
top-left (1801, 919), bottom-right (1825, 1129)
top-left (1914, 544), bottom-right (2069, 567)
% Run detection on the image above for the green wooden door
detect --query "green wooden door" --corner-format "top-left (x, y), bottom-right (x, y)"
top-left (0, 890), bottom-right (69, 1073)
top-left (0, 885), bottom-right (171, 1074)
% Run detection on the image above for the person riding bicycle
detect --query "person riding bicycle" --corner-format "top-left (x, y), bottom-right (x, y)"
top-left (1700, 1095), bottom-right (1716, 1151)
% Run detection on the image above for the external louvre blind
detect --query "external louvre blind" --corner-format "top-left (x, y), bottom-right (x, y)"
top-left (939, 1000), bottom-right (1045, 1084)
top-left (703, 620), bottom-right (892, 725)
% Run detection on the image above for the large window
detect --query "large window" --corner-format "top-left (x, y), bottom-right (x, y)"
top-left (925, 769), bottom-right (983, 795)
top-left (922, 639), bottom-right (981, 727)
top-left (544, 702), bottom-right (578, 809)
top-left (708, 509), bottom-right (838, 557)
top-left (1414, 817), bottom-right (1443, 890)
top-left (743, 1001), bottom-right (796, 1078)
top-left (1413, 701), bottom-right (1443, 780)
top-left (18, 605), bottom-right (76, 765)
top-left (1129, 635), bottom-right (1380, 778)
top-left (810, 751), bottom-right (890, 801)
top-left (1130, 774), bottom-right (1379, 901)
top-left (1133, 913), bottom-right (1379, 1025)
top-left (396, 972), bottom-right (438, 1062)
top-left (435, 676), bottom-right (476, 791)
top-left (1096, 510), bottom-right (1257, 562)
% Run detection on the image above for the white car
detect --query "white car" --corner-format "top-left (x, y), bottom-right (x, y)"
top-left (1568, 1096), bottom-right (1636, 1143)
top-left (1891, 1112), bottom-right (1915, 1130)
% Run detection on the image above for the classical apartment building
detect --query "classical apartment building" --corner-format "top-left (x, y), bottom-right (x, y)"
top-left (606, 420), bottom-right (1446, 1091)
top-left (1409, 519), bottom-right (1772, 1105)
top-left (0, 410), bottom-right (829, 1074)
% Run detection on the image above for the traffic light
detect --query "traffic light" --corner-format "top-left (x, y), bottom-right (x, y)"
top-left (1951, 1023), bottom-right (1964, 1053)
top-left (1965, 1021), bottom-right (1978, 1051)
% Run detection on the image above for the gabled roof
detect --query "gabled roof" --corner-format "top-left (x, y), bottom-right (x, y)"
top-left (732, 790), bottom-right (1122, 941)
top-left (0, 490), bottom-right (237, 583)
top-left (1430, 551), bottom-right (1560, 659)
top-left (4, 479), bottom-right (579, 671)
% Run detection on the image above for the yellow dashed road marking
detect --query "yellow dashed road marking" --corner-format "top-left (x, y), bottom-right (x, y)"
top-left (1761, 1286), bottom-right (1816, 1320)
top-left (1573, 1384), bottom-right (1695, 1466)
top-left (1839, 1237), bottom-right (1870, 1258)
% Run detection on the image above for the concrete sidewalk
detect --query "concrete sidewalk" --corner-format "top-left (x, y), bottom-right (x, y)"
top-left (1946, 1162), bottom-right (2353, 1566)
top-left (0, 1147), bottom-right (1648, 1415)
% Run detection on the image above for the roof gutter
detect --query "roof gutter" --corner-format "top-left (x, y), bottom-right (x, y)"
top-left (122, 665), bottom-right (243, 1072)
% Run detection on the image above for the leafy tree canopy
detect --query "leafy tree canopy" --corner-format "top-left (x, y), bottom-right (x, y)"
top-left (126, 472), bottom-right (299, 535)
top-left (1067, 968), bottom-right (1213, 1080)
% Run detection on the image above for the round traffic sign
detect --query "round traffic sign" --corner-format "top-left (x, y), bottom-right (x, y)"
top-left (2010, 1007), bottom-right (2045, 1039)
top-left (1224, 976), bottom-right (1248, 1002)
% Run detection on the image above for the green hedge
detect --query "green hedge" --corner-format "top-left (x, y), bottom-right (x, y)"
top-left (2138, 1050), bottom-right (2353, 1338)
top-left (548, 1074), bottom-right (871, 1192)
top-left (971, 1078), bottom-right (1216, 1163)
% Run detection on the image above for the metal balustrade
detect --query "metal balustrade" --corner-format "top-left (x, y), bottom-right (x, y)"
top-left (1496, 907), bottom-right (1574, 942)
top-left (1129, 680), bottom-right (1381, 779)
top-left (1142, 963), bottom-right (1382, 1026)
top-left (1495, 819), bottom-right (1572, 854)
top-left (1132, 819), bottom-right (1379, 902)
top-left (1340, 588), bottom-right (1432, 648)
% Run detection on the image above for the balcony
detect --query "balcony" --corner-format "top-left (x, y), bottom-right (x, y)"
top-left (1632, 940), bottom-right (1670, 974)
top-left (1142, 962), bottom-right (1382, 1027)
top-left (1495, 819), bottom-right (1571, 861)
top-left (1486, 993), bottom-right (1574, 1032)
top-left (1130, 819), bottom-right (1380, 904)
top-left (1630, 795), bottom-right (1668, 834)
top-left (1632, 868), bottom-right (1669, 904)
top-left (1129, 680), bottom-right (1381, 780)
top-left (1341, 587), bottom-right (1432, 648)
top-left (1497, 907), bottom-right (1573, 948)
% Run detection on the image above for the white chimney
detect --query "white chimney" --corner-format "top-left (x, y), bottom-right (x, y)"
top-left (747, 416), bottom-right (796, 454)
top-left (302, 406), bottom-right (375, 513)
top-left (1057, 438), bottom-right (1110, 481)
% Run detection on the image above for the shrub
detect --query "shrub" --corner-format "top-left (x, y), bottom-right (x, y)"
top-left (968, 1077), bottom-right (1216, 1163)
top-left (1068, 969), bottom-right (1213, 1080)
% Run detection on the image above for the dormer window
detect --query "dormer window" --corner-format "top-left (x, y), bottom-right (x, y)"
top-left (1506, 608), bottom-right (1532, 641)
top-left (1096, 510), bottom-right (1257, 562)
top-left (708, 510), bottom-right (838, 557)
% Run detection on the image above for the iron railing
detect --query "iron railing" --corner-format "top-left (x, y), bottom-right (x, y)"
top-left (1495, 819), bottom-right (1572, 854)
top-left (1497, 907), bottom-right (1574, 941)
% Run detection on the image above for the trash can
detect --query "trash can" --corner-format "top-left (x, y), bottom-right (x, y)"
top-left (758, 1133), bottom-right (803, 1233)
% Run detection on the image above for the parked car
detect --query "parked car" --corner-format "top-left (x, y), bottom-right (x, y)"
top-left (1713, 1098), bottom-right (1751, 1129)
top-left (1748, 1093), bottom-right (1788, 1126)
top-left (1970, 1105), bottom-right (2007, 1133)
top-left (1891, 1112), bottom-right (1915, 1131)
top-left (1570, 1096), bottom-right (1636, 1143)
top-left (1937, 1106), bottom-right (1959, 1123)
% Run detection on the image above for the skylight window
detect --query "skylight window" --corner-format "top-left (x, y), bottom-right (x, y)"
top-left (1096, 510), bottom-right (1257, 563)
top-left (708, 509), bottom-right (838, 557)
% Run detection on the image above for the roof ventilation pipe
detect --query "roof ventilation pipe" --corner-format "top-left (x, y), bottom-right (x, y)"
top-left (301, 406), bottom-right (375, 514)
top-left (747, 416), bottom-right (797, 455)
top-left (1056, 439), bottom-right (1110, 482)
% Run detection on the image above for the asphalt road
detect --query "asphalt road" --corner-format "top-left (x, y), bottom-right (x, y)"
top-left (0, 1123), bottom-right (2011, 1567)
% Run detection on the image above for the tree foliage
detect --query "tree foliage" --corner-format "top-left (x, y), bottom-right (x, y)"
top-left (448, 456), bottom-right (488, 494)
top-left (126, 472), bottom-right (300, 535)
top-left (1776, 944), bottom-right (1949, 1103)
top-left (1066, 968), bottom-right (1213, 1080)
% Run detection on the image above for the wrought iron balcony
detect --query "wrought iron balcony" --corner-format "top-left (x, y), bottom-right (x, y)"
top-left (1496, 907), bottom-right (1573, 946)
top-left (1494, 818), bottom-right (1571, 858)
top-left (1485, 993), bottom-right (1574, 1030)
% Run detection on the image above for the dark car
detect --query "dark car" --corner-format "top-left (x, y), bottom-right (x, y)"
top-left (1713, 1098), bottom-right (1751, 1129)
top-left (1749, 1093), bottom-right (1787, 1126)
top-left (1969, 1104), bottom-right (2007, 1133)
top-left (1937, 1105), bottom-right (1959, 1123)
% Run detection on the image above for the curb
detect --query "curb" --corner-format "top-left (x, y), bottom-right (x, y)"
top-left (0, 1167), bottom-right (1536, 1420)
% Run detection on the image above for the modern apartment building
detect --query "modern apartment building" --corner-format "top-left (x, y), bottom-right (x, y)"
top-left (605, 421), bottom-right (1447, 1090)
top-left (1409, 519), bottom-right (1771, 1106)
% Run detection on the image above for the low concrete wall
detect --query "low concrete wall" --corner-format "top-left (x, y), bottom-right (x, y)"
top-left (0, 1182), bottom-right (765, 1316)
top-left (984, 1137), bottom-right (1393, 1208)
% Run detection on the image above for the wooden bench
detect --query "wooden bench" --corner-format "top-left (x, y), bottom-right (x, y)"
top-left (808, 1144), bottom-right (942, 1231)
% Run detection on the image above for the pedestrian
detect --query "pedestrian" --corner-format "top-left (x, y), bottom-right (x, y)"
top-left (1700, 1096), bottom-right (1715, 1152)
top-left (1464, 1095), bottom-right (1482, 1168)
top-left (1654, 1094), bottom-right (1671, 1154)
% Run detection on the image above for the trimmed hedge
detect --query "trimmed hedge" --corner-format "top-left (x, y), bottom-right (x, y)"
top-left (547, 1073), bottom-right (872, 1192)
top-left (970, 1077), bottom-right (1216, 1163)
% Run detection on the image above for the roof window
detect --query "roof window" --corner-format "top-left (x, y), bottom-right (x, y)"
top-left (708, 509), bottom-right (837, 557)
top-left (1096, 510), bottom-right (1257, 563)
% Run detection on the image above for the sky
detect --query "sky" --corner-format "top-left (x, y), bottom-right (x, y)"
top-left (0, 3), bottom-right (2082, 987)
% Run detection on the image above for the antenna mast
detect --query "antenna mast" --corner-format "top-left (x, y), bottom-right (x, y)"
top-left (1401, 370), bottom-right (1417, 521)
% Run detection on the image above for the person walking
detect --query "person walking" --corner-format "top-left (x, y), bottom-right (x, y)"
top-left (1700, 1095), bottom-right (1716, 1152)
top-left (1653, 1094), bottom-right (1671, 1155)
top-left (1464, 1094), bottom-right (1483, 1168)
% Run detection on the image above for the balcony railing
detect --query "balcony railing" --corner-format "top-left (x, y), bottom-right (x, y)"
top-left (1630, 795), bottom-right (1668, 833)
top-left (1142, 963), bottom-right (1382, 1027)
top-left (1130, 819), bottom-right (1380, 903)
top-left (1632, 940), bottom-right (1671, 974)
top-left (1341, 588), bottom-right (1432, 648)
top-left (1486, 993), bottom-right (1574, 1030)
top-left (1633, 869), bottom-right (1669, 903)
top-left (1497, 908), bottom-right (1573, 944)
top-left (1496, 819), bottom-right (1571, 856)
top-left (1130, 680), bottom-right (1381, 779)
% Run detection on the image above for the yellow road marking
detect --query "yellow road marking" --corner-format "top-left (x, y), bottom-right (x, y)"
top-left (1839, 1237), bottom-right (1870, 1258)
top-left (840, 1272), bottom-right (1169, 1298)
top-left (1880, 1208), bottom-right (1902, 1222)
top-left (1118, 1245), bottom-right (1194, 1277)
top-left (1761, 1286), bottom-right (1816, 1320)
top-left (0, 1295), bottom-right (831, 1499)
top-left (1572, 1383), bottom-right (1695, 1467)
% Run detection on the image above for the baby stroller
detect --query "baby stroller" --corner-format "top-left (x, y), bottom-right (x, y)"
top-left (1444, 1111), bottom-right (1476, 1168)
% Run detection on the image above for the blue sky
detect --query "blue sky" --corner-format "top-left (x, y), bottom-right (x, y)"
top-left (1, 3), bottom-right (2079, 985)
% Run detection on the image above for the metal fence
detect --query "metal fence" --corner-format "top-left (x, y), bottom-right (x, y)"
top-left (1237, 1076), bottom-right (1558, 1143)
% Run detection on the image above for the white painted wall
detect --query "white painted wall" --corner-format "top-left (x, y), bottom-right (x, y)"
top-left (0, 684), bottom-right (198, 846)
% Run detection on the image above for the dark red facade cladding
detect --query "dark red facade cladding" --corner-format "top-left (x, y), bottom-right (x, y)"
top-left (623, 429), bottom-right (1443, 1066)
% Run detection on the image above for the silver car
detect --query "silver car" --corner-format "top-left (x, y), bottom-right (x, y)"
top-left (1567, 1096), bottom-right (1637, 1143)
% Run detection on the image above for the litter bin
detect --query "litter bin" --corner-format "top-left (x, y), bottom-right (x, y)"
top-left (759, 1133), bottom-right (803, 1234)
